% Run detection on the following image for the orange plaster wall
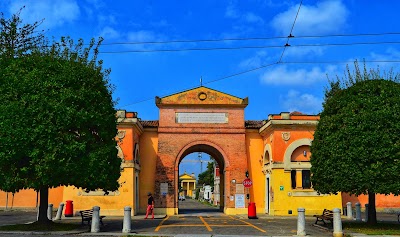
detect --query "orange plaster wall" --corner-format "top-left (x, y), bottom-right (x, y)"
top-left (0, 186), bottom-right (64, 208)
top-left (245, 130), bottom-right (265, 212)
top-left (271, 129), bottom-right (315, 163)
top-left (342, 193), bottom-right (400, 209)
top-left (118, 127), bottom-right (134, 161)
top-left (139, 129), bottom-right (158, 211)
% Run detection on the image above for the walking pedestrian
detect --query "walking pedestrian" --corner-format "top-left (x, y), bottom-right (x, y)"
top-left (144, 192), bottom-right (154, 219)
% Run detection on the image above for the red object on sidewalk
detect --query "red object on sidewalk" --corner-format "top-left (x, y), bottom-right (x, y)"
top-left (248, 202), bottom-right (257, 219)
top-left (65, 200), bottom-right (73, 217)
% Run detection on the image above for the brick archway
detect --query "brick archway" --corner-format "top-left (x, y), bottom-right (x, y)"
top-left (174, 140), bottom-right (229, 213)
top-left (153, 86), bottom-right (250, 216)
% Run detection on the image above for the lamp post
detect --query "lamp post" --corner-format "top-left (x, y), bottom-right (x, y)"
top-left (198, 152), bottom-right (203, 173)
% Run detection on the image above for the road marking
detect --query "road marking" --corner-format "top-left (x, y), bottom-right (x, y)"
top-left (160, 224), bottom-right (210, 227)
top-left (155, 215), bottom-right (169, 232)
top-left (228, 216), bottom-right (267, 233)
top-left (199, 216), bottom-right (212, 231)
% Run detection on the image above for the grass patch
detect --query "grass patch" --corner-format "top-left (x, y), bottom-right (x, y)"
top-left (343, 222), bottom-right (400, 235)
top-left (0, 221), bottom-right (81, 231)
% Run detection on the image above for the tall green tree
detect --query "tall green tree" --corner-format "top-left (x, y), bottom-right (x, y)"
top-left (311, 62), bottom-right (400, 224)
top-left (0, 11), bottom-right (120, 223)
top-left (198, 162), bottom-right (214, 187)
top-left (0, 7), bottom-right (45, 58)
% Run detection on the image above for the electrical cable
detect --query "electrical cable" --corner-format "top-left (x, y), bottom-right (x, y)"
top-left (99, 41), bottom-right (400, 54)
top-left (278, 0), bottom-right (302, 63)
top-left (100, 32), bottom-right (400, 46)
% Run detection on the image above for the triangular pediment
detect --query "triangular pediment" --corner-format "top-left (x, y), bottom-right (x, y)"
top-left (179, 173), bottom-right (196, 180)
top-left (156, 86), bottom-right (248, 107)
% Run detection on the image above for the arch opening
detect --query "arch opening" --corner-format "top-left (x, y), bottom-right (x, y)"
top-left (176, 144), bottom-right (226, 215)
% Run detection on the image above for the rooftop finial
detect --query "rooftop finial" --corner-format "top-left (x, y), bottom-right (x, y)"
top-left (200, 76), bottom-right (203, 86)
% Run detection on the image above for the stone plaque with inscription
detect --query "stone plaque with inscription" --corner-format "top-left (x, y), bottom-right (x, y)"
top-left (176, 112), bottom-right (228, 124)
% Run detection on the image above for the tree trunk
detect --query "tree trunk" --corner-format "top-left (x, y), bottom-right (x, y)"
top-left (5, 193), bottom-right (8, 210)
top-left (37, 187), bottom-right (51, 223)
top-left (367, 192), bottom-right (377, 224)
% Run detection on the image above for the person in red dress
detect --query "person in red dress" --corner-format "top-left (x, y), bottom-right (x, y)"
top-left (144, 192), bottom-right (154, 219)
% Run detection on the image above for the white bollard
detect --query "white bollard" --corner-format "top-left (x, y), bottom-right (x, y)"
top-left (333, 208), bottom-right (343, 237)
top-left (355, 202), bottom-right (361, 221)
top-left (122, 206), bottom-right (132, 233)
top-left (55, 203), bottom-right (64, 220)
top-left (47, 204), bottom-right (53, 220)
top-left (365, 204), bottom-right (369, 222)
top-left (346, 202), bottom-right (353, 219)
top-left (297, 207), bottom-right (306, 236)
top-left (91, 206), bottom-right (101, 233)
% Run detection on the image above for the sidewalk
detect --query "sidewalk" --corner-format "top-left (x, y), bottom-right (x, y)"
top-left (0, 210), bottom-right (399, 236)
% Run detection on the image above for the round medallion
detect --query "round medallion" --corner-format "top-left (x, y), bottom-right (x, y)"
top-left (198, 92), bottom-right (207, 101)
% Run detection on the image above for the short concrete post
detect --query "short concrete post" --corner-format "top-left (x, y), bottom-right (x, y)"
top-left (365, 204), bottom-right (369, 222)
top-left (355, 202), bottom-right (361, 221)
top-left (55, 203), bottom-right (64, 220)
top-left (91, 206), bottom-right (101, 233)
top-left (122, 206), bottom-right (132, 233)
top-left (297, 207), bottom-right (306, 236)
top-left (333, 208), bottom-right (343, 237)
top-left (47, 204), bottom-right (53, 220)
top-left (346, 202), bottom-right (353, 219)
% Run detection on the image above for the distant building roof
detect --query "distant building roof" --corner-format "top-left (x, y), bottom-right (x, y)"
top-left (245, 120), bottom-right (264, 129)
top-left (289, 111), bottom-right (304, 115)
top-left (140, 120), bottom-right (159, 128)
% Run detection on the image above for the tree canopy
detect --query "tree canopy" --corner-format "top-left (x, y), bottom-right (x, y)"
top-left (0, 10), bottom-right (120, 222)
top-left (310, 62), bottom-right (400, 224)
top-left (0, 7), bottom-right (45, 58)
top-left (198, 162), bottom-right (215, 186)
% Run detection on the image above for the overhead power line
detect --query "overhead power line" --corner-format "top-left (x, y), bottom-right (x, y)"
top-left (283, 60), bottom-right (400, 64)
top-left (119, 62), bottom-right (279, 108)
top-left (100, 32), bottom-right (400, 46)
top-left (118, 58), bottom-right (400, 108)
top-left (279, 0), bottom-right (303, 63)
top-left (100, 45), bottom-right (283, 53)
top-left (100, 41), bottom-right (400, 54)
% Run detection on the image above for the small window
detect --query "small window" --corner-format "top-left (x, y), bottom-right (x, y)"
top-left (134, 143), bottom-right (140, 164)
top-left (291, 170), bottom-right (296, 189)
top-left (302, 170), bottom-right (311, 189)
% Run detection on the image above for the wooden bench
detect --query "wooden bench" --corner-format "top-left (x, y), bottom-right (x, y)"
top-left (79, 209), bottom-right (106, 226)
top-left (313, 209), bottom-right (333, 225)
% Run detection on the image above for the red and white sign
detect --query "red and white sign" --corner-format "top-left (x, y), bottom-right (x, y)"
top-left (243, 178), bottom-right (252, 188)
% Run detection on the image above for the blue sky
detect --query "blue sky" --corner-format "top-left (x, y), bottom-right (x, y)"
top-left (2, 0), bottom-right (400, 178)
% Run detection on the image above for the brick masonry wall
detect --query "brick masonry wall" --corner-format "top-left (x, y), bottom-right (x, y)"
top-left (156, 105), bottom-right (248, 209)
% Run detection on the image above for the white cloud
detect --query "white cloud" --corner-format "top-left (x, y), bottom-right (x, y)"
top-left (280, 90), bottom-right (323, 114)
top-left (283, 46), bottom-right (324, 58)
top-left (271, 0), bottom-right (349, 35)
top-left (9, 0), bottom-right (80, 29)
top-left (127, 30), bottom-right (158, 42)
top-left (97, 14), bottom-right (117, 26)
top-left (239, 51), bottom-right (270, 69)
top-left (370, 48), bottom-right (400, 61)
top-left (260, 65), bottom-right (334, 85)
top-left (225, 4), bottom-right (239, 19)
top-left (85, 0), bottom-right (105, 9)
top-left (99, 26), bottom-right (120, 40)
top-left (150, 20), bottom-right (169, 28)
top-left (244, 12), bottom-right (264, 24)
top-left (224, 3), bottom-right (264, 24)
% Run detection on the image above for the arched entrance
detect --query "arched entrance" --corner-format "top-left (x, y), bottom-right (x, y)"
top-left (151, 86), bottom-right (249, 216)
top-left (175, 143), bottom-right (227, 214)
